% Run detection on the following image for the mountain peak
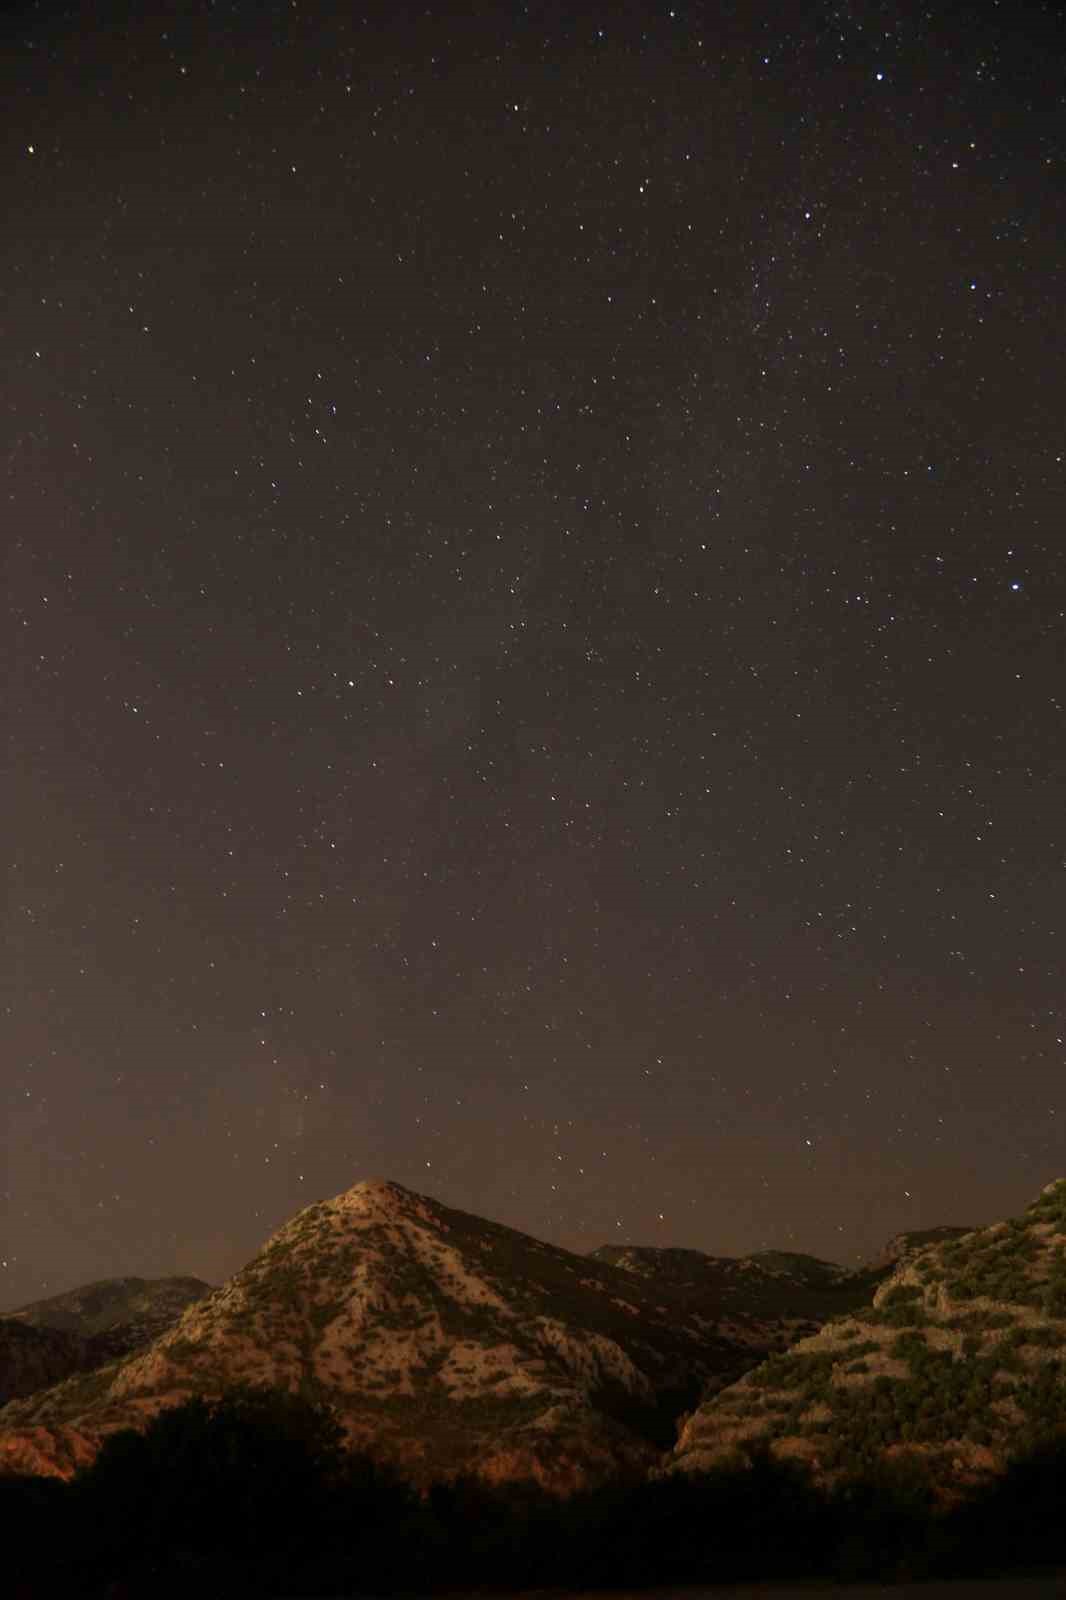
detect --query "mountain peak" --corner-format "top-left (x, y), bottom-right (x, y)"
top-left (294, 1175), bottom-right (445, 1231)
top-left (332, 1174), bottom-right (412, 1209)
top-left (1, 1178), bottom-right (745, 1490)
top-left (345, 1175), bottom-right (405, 1199)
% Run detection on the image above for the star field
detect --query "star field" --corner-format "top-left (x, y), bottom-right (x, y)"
top-left (3, 0), bottom-right (1065, 1307)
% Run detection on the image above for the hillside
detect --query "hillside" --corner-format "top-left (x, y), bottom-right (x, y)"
top-left (0, 1320), bottom-right (91, 1406)
top-left (0, 1178), bottom-right (750, 1491)
top-left (5, 1275), bottom-right (211, 1358)
top-left (1, 1276), bottom-right (212, 1407)
top-left (669, 1179), bottom-right (1066, 1491)
top-left (590, 1243), bottom-right (885, 1356)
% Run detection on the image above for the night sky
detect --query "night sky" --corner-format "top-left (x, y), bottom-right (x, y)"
top-left (4, 0), bottom-right (1065, 1310)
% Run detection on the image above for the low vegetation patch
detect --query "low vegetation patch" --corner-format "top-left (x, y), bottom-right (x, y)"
top-left (748, 1350), bottom-right (838, 1392)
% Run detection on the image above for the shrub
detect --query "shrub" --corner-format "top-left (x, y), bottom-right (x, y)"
top-left (947, 1309), bottom-right (1014, 1331)
top-left (749, 1351), bottom-right (838, 1391)
top-left (882, 1285), bottom-right (923, 1306)
top-left (868, 1301), bottom-right (929, 1329)
top-left (1041, 1282), bottom-right (1066, 1318)
top-left (1017, 1324), bottom-right (1064, 1348)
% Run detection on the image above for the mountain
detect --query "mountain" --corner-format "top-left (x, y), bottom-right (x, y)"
top-left (589, 1243), bottom-right (888, 1358)
top-left (5, 1275), bottom-right (212, 1360)
top-left (668, 1180), bottom-right (1066, 1493)
top-left (0, 1179), bottom-right (751, 1491)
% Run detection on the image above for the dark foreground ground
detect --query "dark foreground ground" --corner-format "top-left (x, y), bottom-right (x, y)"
top-left (435, 1577), bottom-right (1066, 1599)
top-left (12, 1393), bottom-right (1066, 1597)
top-left (286, 1576), bottom-right (1066, 1599)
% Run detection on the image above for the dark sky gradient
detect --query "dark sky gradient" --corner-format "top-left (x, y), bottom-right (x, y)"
top-left (4, 0), bottom-right (1064, 1308)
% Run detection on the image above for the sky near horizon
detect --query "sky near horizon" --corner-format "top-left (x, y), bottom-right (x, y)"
top-left (4, 0), bottom-right (1065, 1308)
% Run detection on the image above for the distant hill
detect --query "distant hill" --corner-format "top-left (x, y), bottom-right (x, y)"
top-left (590, 1242), bottom-right (890, 1358)
top-left (0, 1179), bottom-right (750, 1490)
top-left (6, 1275), bottom-right (211, 1358)
top-left (668, 1180), bottom-right (1066, 1493)
top-left (1, 1276), bottom-right (212, 1407)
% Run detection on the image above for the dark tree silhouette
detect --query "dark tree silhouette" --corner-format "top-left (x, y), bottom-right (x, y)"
top-left (73, 1385), bottom-right (346, 1591)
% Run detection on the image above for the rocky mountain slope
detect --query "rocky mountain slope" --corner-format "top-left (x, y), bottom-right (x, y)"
top-left (0, 1179), bottom-right (750, 1491)
top-left (669, 1180), bottom-right (1066, 1492)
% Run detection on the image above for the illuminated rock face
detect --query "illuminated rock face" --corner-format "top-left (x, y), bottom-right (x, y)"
top-left (0, 1177), bottom-right (748, 1490)
top-left (669, 1180), bottom-right (1066, 1492)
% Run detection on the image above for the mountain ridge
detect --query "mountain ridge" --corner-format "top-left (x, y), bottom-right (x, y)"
top-left (4, 1274), bottom-right (212, 1337)
top-left (0, 1177), bottom-right (746, 1490)
top-left (5, 1176), bottom-right (1056, 1499)
top-left (589, 1241), bottom-right (883, 1353)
